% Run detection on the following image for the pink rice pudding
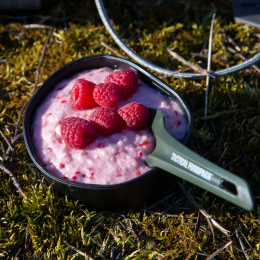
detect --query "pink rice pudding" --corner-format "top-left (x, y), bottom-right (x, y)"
top-left (32, 68), bottom-right (188, 185)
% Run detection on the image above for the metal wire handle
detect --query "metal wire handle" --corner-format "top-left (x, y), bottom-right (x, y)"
top-left (95, 0), bottom-right (260, 79)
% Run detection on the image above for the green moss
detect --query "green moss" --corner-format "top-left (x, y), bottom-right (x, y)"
top-left (1, 0), bottom-right (260, 259)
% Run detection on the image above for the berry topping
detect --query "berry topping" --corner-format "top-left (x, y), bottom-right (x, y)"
top-left (174, 120), bottom-right (182, 127)
top-left (138, 141), bottom-right (149, 147)
top-left (60, 163), bottom-right (65, 169)
top-left (118, 102), bottom-right (150, 130)
top-left (61, 117), bottom-right (97, 149)
top-left (138, 151), bottom-right (143, 157)
top-left (135, 170), bottom-right (141, 176)
top-left (104, 69), bottom-right (138, 99)
top-left (93, 82), bottom-right (121, 108)
top-left (70, 79), bottom-right (97, 110)
top-left (90, 107), bottom-right (124, 135)
top-left (86, 168), bottom-right (95, 179)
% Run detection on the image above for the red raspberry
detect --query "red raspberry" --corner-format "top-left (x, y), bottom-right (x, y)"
top-left (104, 69), bottom-right (138, 99)
top-left (61, 117), bottom-right (96, 148)
top-left (90, 107), bottom-right (124, 135)
top-left (118, 102), bottom-right (150, 130)
top-left (70, 79), bottom-right (97, 110)
top-left (93, 82), bottom-right (121, 108)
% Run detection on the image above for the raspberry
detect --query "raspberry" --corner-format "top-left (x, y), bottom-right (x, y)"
top-left (70, 79), bottom-right (97, 110)
top-left (61, 117), bottom-right (97, 148)
top-left (104, 69), bottom-right (138, 99)
top-left (93, 82), bottom-right (121, 108)
top-left (90, 107), bottom-right (124, 135)
top-left (118, 102), bottom-right (150, 130)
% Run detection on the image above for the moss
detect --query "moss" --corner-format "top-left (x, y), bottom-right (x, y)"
top-left (1, 0), bottom-right (260, 259)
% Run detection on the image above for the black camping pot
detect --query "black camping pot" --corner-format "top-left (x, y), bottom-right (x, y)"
top-left (23, 54), bottom-right (193, 210)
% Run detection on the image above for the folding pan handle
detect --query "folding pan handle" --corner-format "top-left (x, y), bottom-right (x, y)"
top-left (146, 110), bottom-right (254, 211)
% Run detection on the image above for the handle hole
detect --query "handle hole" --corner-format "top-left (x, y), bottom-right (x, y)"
top-left (220, 180), bottom-right (237, 195)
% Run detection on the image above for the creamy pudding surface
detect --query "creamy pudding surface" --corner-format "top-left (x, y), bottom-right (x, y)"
top-left (32, 68), bottom-right (188, 185)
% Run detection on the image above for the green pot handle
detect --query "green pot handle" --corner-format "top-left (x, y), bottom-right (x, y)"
top-left (146, 110), bottom-right (254, 211)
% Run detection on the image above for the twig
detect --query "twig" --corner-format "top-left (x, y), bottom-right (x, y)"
top-left (8, 150), bottom-right (14, 172)
top-left (6, 122), bottom-right (16, 126)
top-left (200, 40), bottom-right (208, 54)
top-left (183, 222), bottom-right (196, 226)
top-left (223, 156), bottom-right (241, 169)
top-left (32, 253), bottom-right (44, 260)
top-left (227, 46), bottom-right (236, 54)
top-left (100, 41), bottom-right (127, 59)
top-left (5, 133), bottom-right (24, 158)
top-left (1, 143), bottom-right (5, 162)
top-left (146, 211), bottom-right (197, 219)
top-left (227, 47), bottom-right (260, 74)
top-left (250, 219), bottom-right (260, 222)
top-left (64, 242), bottom-right (94, 260)
top-left (167, 48), bottom-right (210, 76)
top-left (53, 39), bottom-right (65, 45)
top-left (25, 228), bottom-right (31, 254)
top-left (178, 181), bottom-right (230, 236)
top-left (235, 53), bottom-right (260, 74)
top-left (89, 41), bottom-right (102, 51)
top-left (205, 13), bottom-right (215, 118)
top-left (206, 240), bottom-right (232, 260)
top-left (191, 52), bottom-right (208, 60)
top-left (4, 125), bottom-right (13, 141)
top-left (194, 211), bottom-right (201, 236)
top-left (121, 243), bottom-right (126, 257)
top-left (147, 190), bottom-right (180, 210)
top-left (0, 129), bottom-right (13, 151)
top-left (206, 215), bottom-right (216, 242)
top-left (217, 237), bottom-right (243, 253)
top-left (217, 144), bottom-right (229, 165)
top-left (0, 59), bottom-right (8, 64)
top-left (0, 163), bottom-right (27, 199)
top-left (98, 233), bottom-right (110, 255)
top-left (234, 225), bottom-right (250, 260)
top-left (22, 24), bottom-right (55, 30)
top-left (11, 132), bottom-right (24, 145)
top-left (14, 248), bottom-right (21, 260)
top-left (31, 28), bottom-right (53, 95)
top-left (110, 247), bottom-right (114, 260)
top-left (22, 65), bottom-right (33, 85)
top-left (138, 197), bottom-right (185, 236)
top-left (220, 28), bottom-right (241, 52)
top-left (245, 82), bottom-right (253, 93)
top-left (239, 230), bottom-right (259, 256)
